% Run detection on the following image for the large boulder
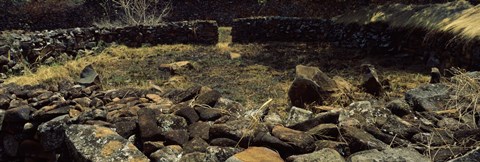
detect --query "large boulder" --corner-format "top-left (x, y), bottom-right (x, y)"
top-left (64, 124), bottom-right (149, 162)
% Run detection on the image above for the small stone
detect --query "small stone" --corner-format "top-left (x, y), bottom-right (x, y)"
top-left (225, 147), bottom-right (284, 162)
top-left (150, 145), bottom-right (183, 162)
top-left (188, 121), bottom-right (211, 140)
top-left (138, 108), bottom-right (162, 141)
top-left (210, 138), bottom-right (238, 147)
top-left (5, 106), bottom-right (33, 122)
top-left (0, 109), bottom-right (5, 131)
top-left (361, 64), bottom-right (383, 96)
top-left (193, 90), bottom-right (221, 107)
top-left (285, 106), bottom-right (313, 127)
top-left (174, 106), bottom-right (200, 124)
top-left (183, 137), bottom-right (209, 153)
top-left (37, 115), bottom-right (69, 151)
top-left (157, 114), bottom-right (188, 133)
top-left (194, 107), bottom-right (224, 121)
top-left (180, 152), bottom-right (207, 162)
top-left (386, 99), bottom-right (412, 117)
top-left (230, 52), bottom-right (241, 59)
top-left (341, 126), bottom-right (389, 152)
top-left (159, 61), bottom-right (194, 74)
top-left (272, 126), bottom-right (315, 153)
top-left (430, 67), bottom-right (441, 84)
top-left (348, 148), bottom-right (430, 162)
top-left (314, 140), bottom-right (349, 155)
top-left (114, 120), bottom-right (137, 138)
top-left (143, 141), bottom-right (165, 156)
top-left (306, 123), bottom-right (338, 139)
top-left (286, 148), bottom-right (345, 162)
top-left (164, 129), bottom-right (189, 145)
top-left (206, 146), bottom-right (244, 162)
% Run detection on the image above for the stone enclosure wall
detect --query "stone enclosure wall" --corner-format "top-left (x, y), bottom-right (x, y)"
top-left (231, 17), bottom-right (480, 71)
top-left (0, 20), bottom-right (218, 74)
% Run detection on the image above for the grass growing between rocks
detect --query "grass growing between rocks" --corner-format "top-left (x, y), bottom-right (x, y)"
top-left (4, 27), bottom-right (430, 110)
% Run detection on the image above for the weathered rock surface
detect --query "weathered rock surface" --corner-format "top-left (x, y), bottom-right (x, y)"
top-left (348, 148), bottom-right (431, 162)
top-left (225, 147), bottom-right (284, 162)
top-left (286, 148), bottom-right (345, 162)
top-left (405, 84), bottom-right (450, 111)
top-left (64, 124), bottom-right (149, 162)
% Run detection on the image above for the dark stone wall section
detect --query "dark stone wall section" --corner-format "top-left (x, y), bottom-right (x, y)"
top-left (231, 17), bottom-right (480, 70)
top-left (0, 20), bottom-right (218, 74)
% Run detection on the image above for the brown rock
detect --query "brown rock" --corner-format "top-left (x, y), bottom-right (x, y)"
top-left (272, 126), bottom-right (315, 153)
top-left (225, 147), bottom-right (284, 162)
top-left (137, 108), bottom-right (162, 141)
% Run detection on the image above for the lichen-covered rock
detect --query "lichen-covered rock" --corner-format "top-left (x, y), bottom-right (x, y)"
top-left (64, 124), bottom-right (149, 162)
top-left (348, 148), bottom-right (430, 162)
top-left (37, 115), bottom-right (69, 151)
top-left (405, 84), bottom-right (450, 112)
top-left (287, 148), bottom-right (345, 162)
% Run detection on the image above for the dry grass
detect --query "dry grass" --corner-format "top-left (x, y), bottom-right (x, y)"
top-left (445, 68), bottom-right (480, 127)
top-left (4, 27), bottom-right (430, 112)
top-left (335, 0), bottom-right (480, 41)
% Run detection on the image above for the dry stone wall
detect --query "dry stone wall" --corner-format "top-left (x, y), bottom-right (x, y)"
top-left (231, 17), bottom-right (480, 70)
top-left (0, 20), bottom-right (218, 75)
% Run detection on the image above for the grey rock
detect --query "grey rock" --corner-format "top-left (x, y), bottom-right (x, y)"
top-left (286, 148), bottom-right (345, 162)
top-left (288, 78), bottom-right (322, 108)
top-left (164, 129), bottom-right (189, 145)
top-left (138, 108), bottom-right (162, 141)
top-left (142, 141), bottom-right (165, 156)
top-left (405, 84), bottom-right (450, 111)
top-left (37, 115), bottom-right (69, 151)
top-left (194, 107), bottom-right (224, 121)
top-left (183, 137), bottom-right (209, 153)
top-left (157, 114), bottom-right (188, 133)
top-left (0, 109), bottom-right (5, 131)
top-left (180, 152), bottom-right (207, 162)
top-left (205, 146), bottom-right (244, 162)
top-left (209, 119), bottom-right (268, 145)
top-left (289, 110), bottom-right (340, 131)
top-left (285, 106), bottom-right (313, 127)
top-left (448, 147), bottom-right (480, 162)
top-left (314, 140), bottom-right (349, 156)
top-left (193, 90), bottom-right (221, 107)
top-left (174, 106), bottom-right (200, 124)
top-left (150, 145), bottom-right (183, 162)
top-left (339, 101), bottom-right (389, 127)
top-left (64, 124), bottom-right (149, 162)
top-left (386, 99), bottom-right (412, 117)
top-left (114, 120), bottom-right (137, 138)
top-left (272, 125), bottom-right (315, 153)
top-left (430, 67), bottom-right (441, 84)
top-left (188, 121), bottom-right (211, 140)
top-left (348, 148), bottom-right (430, 162)
top-left (361, 64), bottom-right (383, 96)
top-left (77, 64), bottom-right (99, 86)
top-left (306, 123), bottom-right (338, 139)
top-left (341, 126), bottom-right (388, 152)
top-left (5, 106), bottom-right (33, 122)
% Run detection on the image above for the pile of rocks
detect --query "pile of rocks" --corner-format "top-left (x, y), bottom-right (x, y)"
top-left (0, 20), bottom-right (218, 75)
top-left (0, 64), bottom-right (479, 162)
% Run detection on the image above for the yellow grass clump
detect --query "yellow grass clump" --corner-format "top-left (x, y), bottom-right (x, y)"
top-left (334, 0), bottom-right (480, 41)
